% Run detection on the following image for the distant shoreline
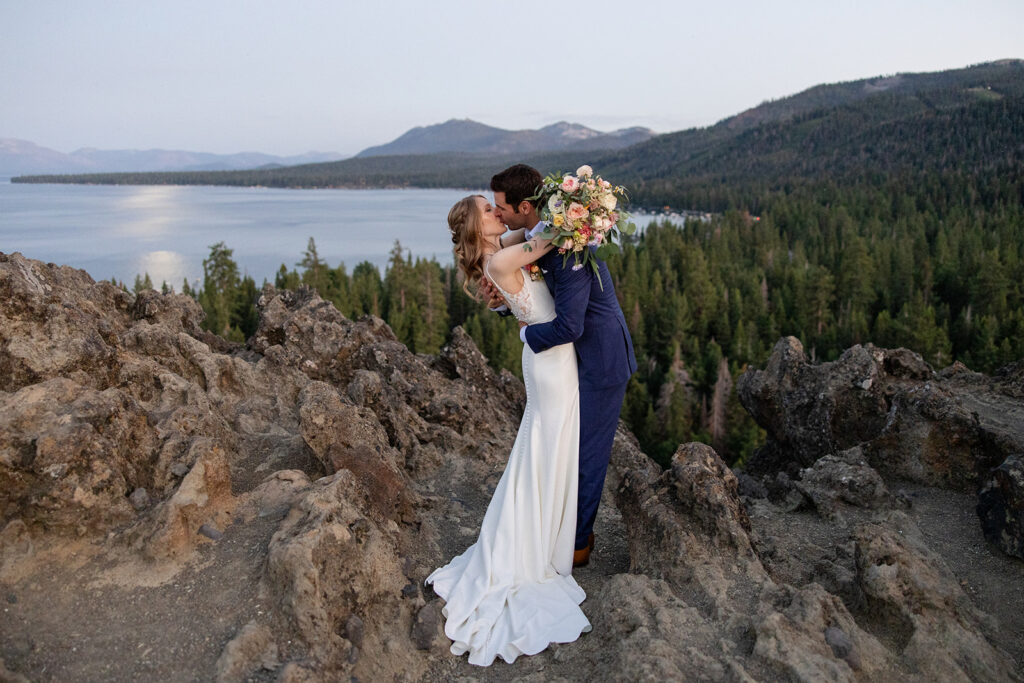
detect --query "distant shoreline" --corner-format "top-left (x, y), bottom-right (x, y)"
top-left (4, 176), bottom-right (709, 221)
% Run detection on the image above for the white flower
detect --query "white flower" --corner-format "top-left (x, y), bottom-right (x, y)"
top-left (548, 194), bottom-right (564, 214)
top-left (600, 193), bottom-right (617, 211)
top-left (576, 165), bottom-right (594, 178)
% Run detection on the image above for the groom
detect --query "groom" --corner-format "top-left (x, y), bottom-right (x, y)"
top-left (488, 163), bottom-right (637, 567)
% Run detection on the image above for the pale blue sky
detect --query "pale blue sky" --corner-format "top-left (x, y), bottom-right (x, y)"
top-left (2, 0), bottom-right (1021, 156)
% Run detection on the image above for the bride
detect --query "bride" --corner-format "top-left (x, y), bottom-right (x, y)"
top-left (425, 195), bottom-right (591, 666)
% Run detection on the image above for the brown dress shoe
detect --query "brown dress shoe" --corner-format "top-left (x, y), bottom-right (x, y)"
top-left (573, 533), bottom-right (596, 568)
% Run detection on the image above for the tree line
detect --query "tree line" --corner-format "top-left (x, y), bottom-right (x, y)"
top-left (123, 164), bottom-right (1022, 468)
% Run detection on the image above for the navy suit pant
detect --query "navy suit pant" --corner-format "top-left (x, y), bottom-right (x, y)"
top-left (576, 379), bottom-right (629, 550)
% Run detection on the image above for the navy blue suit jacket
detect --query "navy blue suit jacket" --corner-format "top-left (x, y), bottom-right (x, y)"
top-left (524, 249), bottom-right (637, 390)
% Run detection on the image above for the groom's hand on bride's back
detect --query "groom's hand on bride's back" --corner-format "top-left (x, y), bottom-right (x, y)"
top-left (480, 278), bottom-right (506, 310)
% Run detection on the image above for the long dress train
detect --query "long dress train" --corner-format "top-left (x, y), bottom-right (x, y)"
top-left (425, 265), bottom-right (591, 666)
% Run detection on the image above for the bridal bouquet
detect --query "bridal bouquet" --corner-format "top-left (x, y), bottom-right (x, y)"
top-left (530, 165), bottom-right (636, 283)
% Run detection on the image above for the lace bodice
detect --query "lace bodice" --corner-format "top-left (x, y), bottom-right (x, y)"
top-left (485, 262), bottom-right (556, 325)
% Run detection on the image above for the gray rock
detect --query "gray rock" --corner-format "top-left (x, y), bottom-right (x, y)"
top-left (346, 370), bottom-right (382, 406)
top-left (411, 601), bottom-right (443, 650)
top-left (344, 615), bottom-right (364, 649)
top-left (824, 626), bottom-right (853, 660)
top-left (977, 454), bottom-right (1024, 559)
top-left (215, 620), bottom-right (279, 682)
top-left (796, 446), bottom-right (891, 519)
top-left (735, 471), bottom-right (768, 499)
top-left (197, 524), bottom-right (223, 541)
top-left (128, 487), bottom-right (150, 511)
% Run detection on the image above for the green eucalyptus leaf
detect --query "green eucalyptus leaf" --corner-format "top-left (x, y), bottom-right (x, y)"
top-left (591, 259), bottom-right (605, 291)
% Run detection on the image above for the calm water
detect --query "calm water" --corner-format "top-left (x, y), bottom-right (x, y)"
top-left (0, 180), bottom-right (661, 290)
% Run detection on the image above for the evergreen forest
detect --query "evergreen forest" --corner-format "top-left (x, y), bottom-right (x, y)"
top-left (126, 159), bottom-right (1024, 468)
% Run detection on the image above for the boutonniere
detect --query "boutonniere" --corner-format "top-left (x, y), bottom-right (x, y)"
top-left (525, 264), bottom-right (544, 281)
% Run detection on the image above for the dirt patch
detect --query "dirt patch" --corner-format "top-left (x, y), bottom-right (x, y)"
top-left (0, 506), bottom-right (287, 681)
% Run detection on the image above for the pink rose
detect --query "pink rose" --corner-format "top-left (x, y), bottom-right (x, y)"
top-left (561, 175), bottom-right (579, 193)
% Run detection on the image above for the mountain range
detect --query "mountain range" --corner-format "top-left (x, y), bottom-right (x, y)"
top-left (0, 139), bottom-right (347, 176)
top-left (13, 59), bottom-right (1024, 210)
top-left (1, 121), bottom-right (652, 177)
top-left (355, 120), bottom-right (654, 158)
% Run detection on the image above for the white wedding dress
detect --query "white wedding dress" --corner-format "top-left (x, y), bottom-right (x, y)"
top-left (425, 263), bottom-right (591, 666)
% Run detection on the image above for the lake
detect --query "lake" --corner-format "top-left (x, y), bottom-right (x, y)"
top-left (0, 180), bottom-right (662, 290)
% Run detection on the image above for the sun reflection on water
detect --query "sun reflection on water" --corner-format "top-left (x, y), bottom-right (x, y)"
top-left (115, 185), bottom-right (182, 238)
top-left (133, 250), bottom-right (193, 289)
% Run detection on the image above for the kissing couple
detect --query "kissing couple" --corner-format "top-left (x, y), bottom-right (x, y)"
top-left (425, 164), bottom-right (637, 666)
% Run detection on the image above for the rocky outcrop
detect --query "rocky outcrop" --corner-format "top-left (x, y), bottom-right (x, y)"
top-left (852, 512), bottom-right (1014, 680)
top-left (0, 252), bottom-right (521, 680)
top-left (601, 437), bottom-right (1019, 681)
top-left (2, 253), bottom-right (1022, 681)
top-left (739, 336), bottom-right (1024, 560)
top-left (737, 337), bottom-right (1024, 491)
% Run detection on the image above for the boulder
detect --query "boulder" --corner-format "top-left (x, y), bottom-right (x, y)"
top-left (795, 446), bottom-right (892, 521)
top-left (977, 454), bottom-right (1024, 559)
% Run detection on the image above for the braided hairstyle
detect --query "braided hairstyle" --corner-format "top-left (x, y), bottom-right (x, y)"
top-left (448, 195), bottom-right (487, 298)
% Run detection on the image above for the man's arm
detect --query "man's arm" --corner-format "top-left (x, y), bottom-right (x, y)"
top-left (523, 263), bottom-right (591, 353)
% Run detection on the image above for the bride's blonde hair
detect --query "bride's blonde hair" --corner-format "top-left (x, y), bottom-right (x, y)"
top-left (448, 195), bottom-right (487, 298)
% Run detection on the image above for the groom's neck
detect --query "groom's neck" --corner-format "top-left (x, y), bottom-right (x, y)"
top-left (521, 208), bottom-right (541, 227)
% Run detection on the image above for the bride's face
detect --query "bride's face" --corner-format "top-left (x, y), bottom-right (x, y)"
top-left (475, 196), bottom-right (506, 239)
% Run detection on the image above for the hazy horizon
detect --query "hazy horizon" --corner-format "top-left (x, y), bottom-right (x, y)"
top-left (3, 1), bottom-right (1022, 157)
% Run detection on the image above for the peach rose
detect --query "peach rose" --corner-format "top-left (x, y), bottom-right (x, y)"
top-left (567, 202), bottom-right (589, 220)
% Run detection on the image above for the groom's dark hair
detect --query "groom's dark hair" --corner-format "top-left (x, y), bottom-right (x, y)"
top-left (490, 164), bottom-right (542, 213)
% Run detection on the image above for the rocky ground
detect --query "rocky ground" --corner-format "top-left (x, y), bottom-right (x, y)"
top-left (1, 251), bottom-right (1022, 682)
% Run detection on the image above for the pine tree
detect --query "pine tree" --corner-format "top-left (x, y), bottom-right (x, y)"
top-left (298, 237), bottom-right (330, 296)
top-left (199, 242), bottom-right (240, 337)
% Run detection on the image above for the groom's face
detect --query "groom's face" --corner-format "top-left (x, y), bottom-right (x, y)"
top-left (492, 191), bottom-right (529, 230)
